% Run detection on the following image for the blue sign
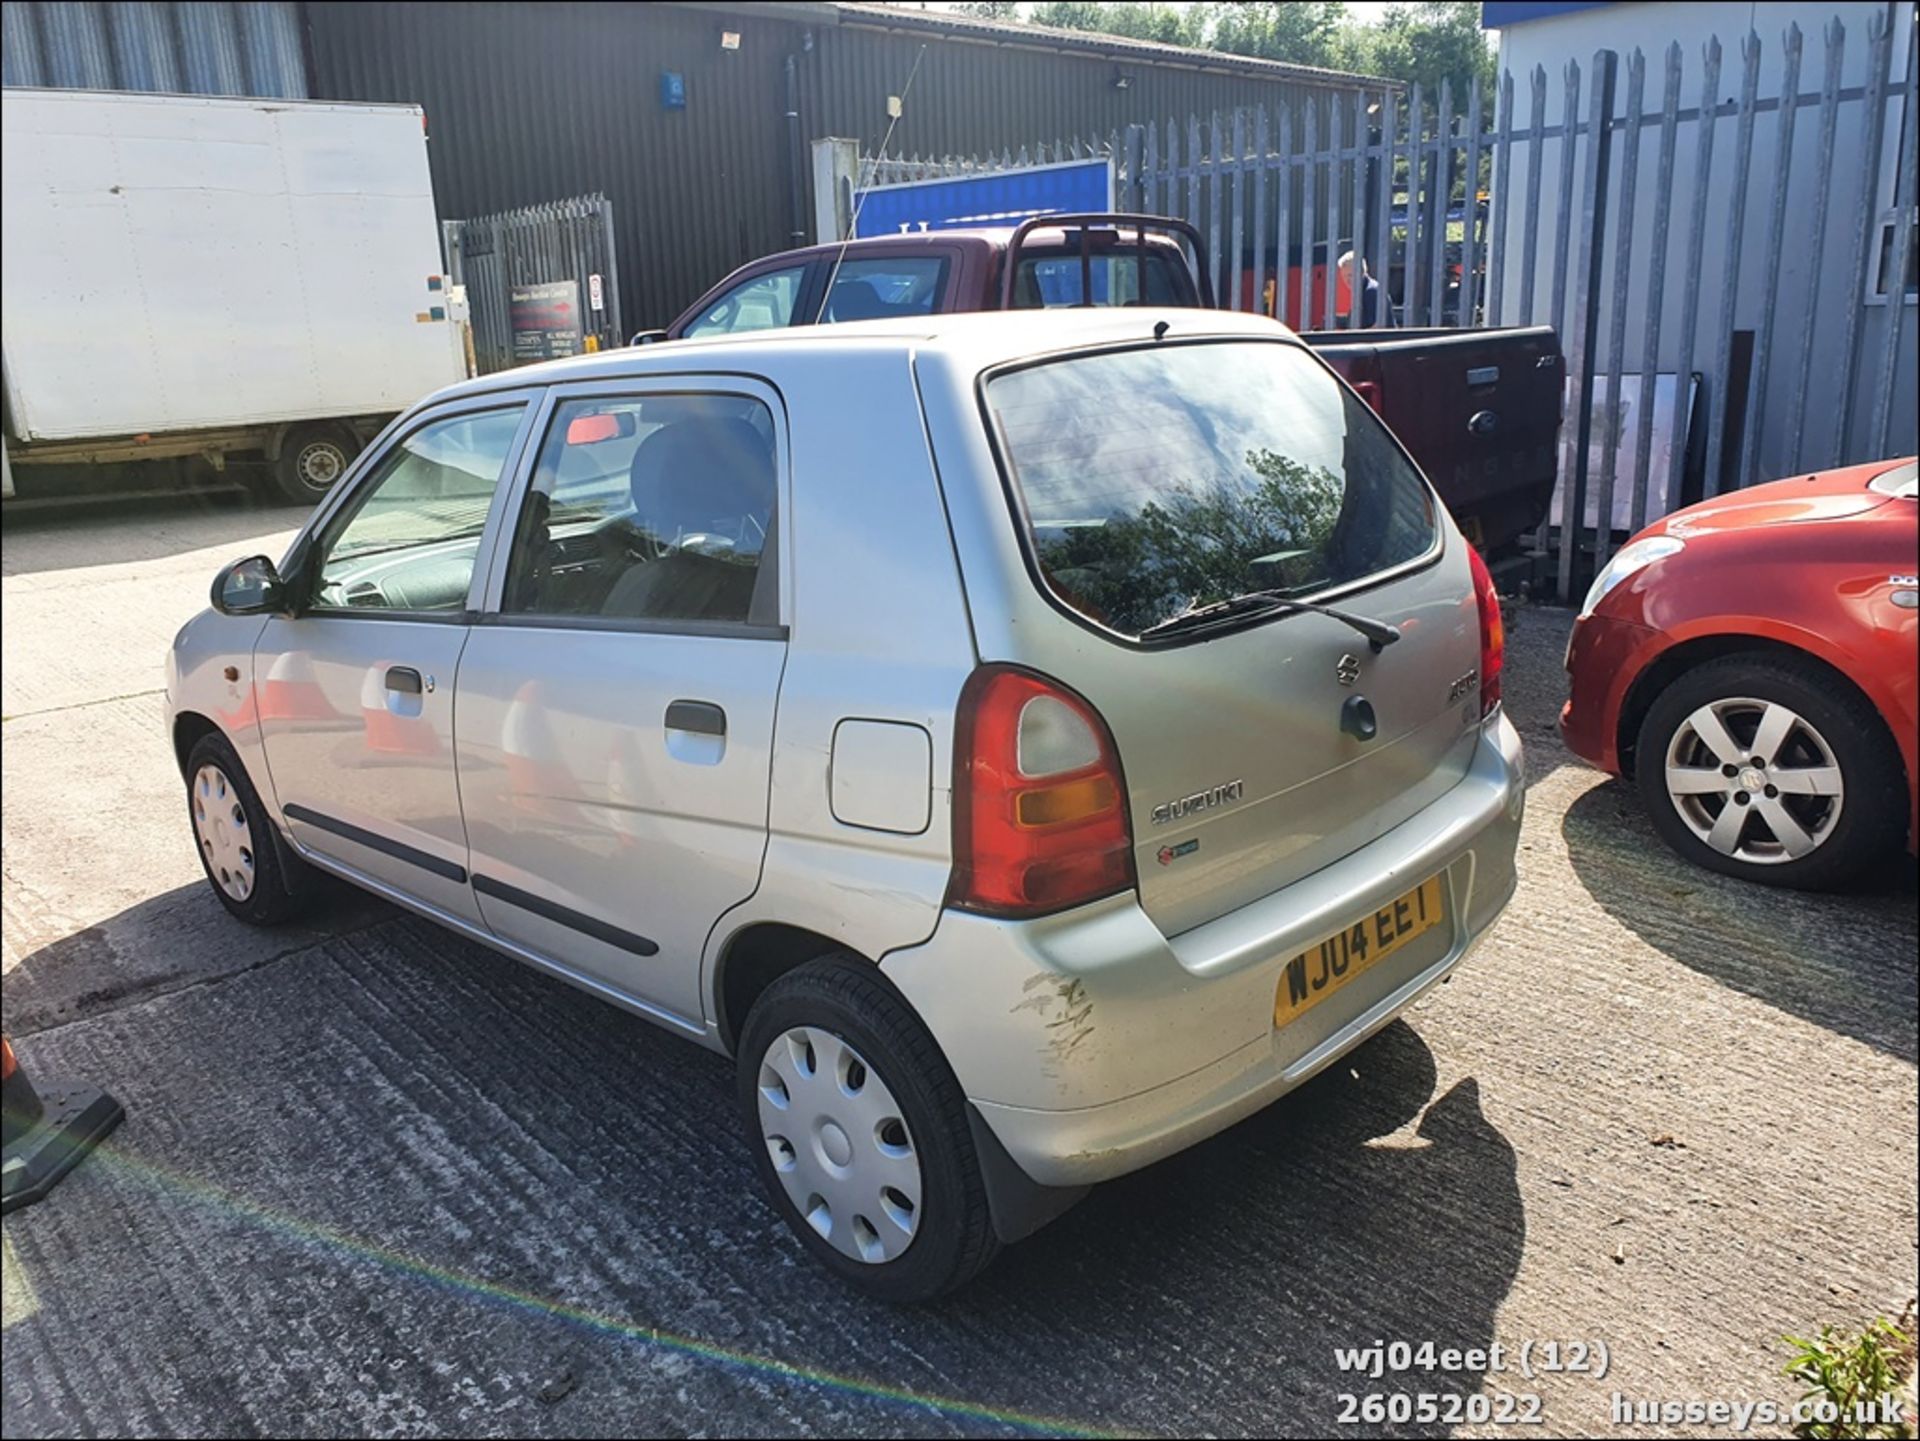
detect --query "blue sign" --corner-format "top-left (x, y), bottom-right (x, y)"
top-left (853, 159), bottom-right (1113, 239)
top-left (659, 71), bottom-right (686, 111)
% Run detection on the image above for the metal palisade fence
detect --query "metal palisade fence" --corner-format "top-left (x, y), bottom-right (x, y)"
top-left (869, 12), bottom-right (1917, 599)
top-left (443, 194), bottom-right (624, 377)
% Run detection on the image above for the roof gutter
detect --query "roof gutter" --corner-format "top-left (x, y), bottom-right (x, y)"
top-left (832, 4), bottom-right (1400, 92)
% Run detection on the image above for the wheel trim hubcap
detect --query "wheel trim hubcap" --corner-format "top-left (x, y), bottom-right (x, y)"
top-left (1663, 697), bottom-right (1844, 865)
top-left (757, 1026), bottom-right (922, 1265)
top-left (296, 441), bottom-right (344, 488)
top-left (192, 764), bottom-right (255, 901)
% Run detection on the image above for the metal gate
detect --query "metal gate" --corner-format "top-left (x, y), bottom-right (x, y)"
top-left (442, 194), bottom-right (623, 376)
top-left (842, 9), bottom-right (1917, 599)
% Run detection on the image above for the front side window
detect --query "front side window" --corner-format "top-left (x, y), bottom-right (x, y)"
top-left (682, 266), bottom-right (807, 338)
top-left (985, 342), bottom-right (1436, 640)
top-left (312, 406), bottom-right (526, 613)
top-left (501, 393), bottom-right (776, 626)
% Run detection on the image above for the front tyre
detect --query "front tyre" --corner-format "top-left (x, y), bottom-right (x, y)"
top-left (1635, 652), bottom-right (1906, 890)
top-left (737, 957), bottom-right (1000, 1301)
top-left (185, 731), bottom-right (312, 925)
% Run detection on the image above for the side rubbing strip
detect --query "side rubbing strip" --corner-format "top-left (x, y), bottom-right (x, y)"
top-left (471, 874), bottom-right (661, 957)
top-left (282, 804), bottom-right (469, 883)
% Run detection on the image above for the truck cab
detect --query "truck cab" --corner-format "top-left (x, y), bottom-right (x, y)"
top-left (660, 219), bottom-right (1202, 340)
top-left (652, 215), bottom-right (1564, 555)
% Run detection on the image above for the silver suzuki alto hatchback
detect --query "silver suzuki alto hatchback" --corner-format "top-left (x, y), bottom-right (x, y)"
top-left (169, 309), bottom-right (1524, 1299)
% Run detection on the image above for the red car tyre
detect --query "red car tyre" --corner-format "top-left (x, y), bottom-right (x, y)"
top-left (1633, 652), bottom-right (1908, 891)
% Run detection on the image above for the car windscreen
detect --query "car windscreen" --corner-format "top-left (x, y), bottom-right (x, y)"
top-left (984, 340), bottom-right (1437, 639)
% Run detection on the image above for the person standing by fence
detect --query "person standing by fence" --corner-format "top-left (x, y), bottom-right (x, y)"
top-left (1338, 251), bottom-right (1396, 327)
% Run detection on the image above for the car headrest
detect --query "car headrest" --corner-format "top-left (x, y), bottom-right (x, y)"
top-left (826, 277), bottom-right (892, 322)
top-left (628, 418), bottom-right (774, 545)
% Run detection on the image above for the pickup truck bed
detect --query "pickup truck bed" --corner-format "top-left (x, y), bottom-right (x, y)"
top-left (1304, 326), bottom-right (1563, 553)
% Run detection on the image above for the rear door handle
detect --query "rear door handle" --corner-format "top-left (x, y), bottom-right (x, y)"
top-left (385, 666), bottom-right (423, 695)
top-left (665, 700), bottom-right (726, 736)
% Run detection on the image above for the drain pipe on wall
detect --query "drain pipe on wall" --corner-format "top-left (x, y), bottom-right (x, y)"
top-left (783, 33), bottom-right (813, 247)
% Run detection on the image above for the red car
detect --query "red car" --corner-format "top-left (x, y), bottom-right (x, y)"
top-left (1561, 457), bottom-right (1917, 889)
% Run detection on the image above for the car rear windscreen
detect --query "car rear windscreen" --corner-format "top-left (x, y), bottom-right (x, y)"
top-left (1012, 249), bottom-right (1188, 307)
top-left (985, 340), bottom-right (1437, 639)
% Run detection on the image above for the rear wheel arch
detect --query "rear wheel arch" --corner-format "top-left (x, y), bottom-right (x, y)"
top-left (713, 922), bottom-right (864, 1055)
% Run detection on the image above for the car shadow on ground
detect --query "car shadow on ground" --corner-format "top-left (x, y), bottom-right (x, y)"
top-left (0, 877), bottom-right (391, 1035)
top-left (962, 1019), bottom-right (1525, 1436)
top-left (1561, 779), bottom-right (1919, 1064)
top-left (2, 900), bottom-right (1524, 1438)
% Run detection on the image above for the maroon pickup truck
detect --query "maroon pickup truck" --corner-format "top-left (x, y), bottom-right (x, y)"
top-left (644, 214), bottom-right (1563, 553)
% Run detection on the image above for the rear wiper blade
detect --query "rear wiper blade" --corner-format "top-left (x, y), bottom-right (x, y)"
top-left (1140, 590), bottom-right (1403, 649)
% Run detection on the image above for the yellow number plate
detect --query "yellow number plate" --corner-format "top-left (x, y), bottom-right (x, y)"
top-left (1274, 875), bottom-right (1447, 1027)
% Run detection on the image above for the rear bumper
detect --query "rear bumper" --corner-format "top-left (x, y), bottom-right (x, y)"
top-left (881, 712), bottom-right (1525, 1189)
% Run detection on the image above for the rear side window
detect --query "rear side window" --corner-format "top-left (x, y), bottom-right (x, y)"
top-left (984, 341), bottom-right (1436, 639)
top-left (823, 257), bottom-right (948, 321)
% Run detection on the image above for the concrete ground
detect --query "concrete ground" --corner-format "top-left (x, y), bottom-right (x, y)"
top-left (3, 496), bottom-right (1915, 1439)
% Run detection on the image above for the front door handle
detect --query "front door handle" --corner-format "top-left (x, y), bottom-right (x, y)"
top-left (385, 666), bottom-right (423, 696)
top-left (665, 700), bottom-right (726, 737)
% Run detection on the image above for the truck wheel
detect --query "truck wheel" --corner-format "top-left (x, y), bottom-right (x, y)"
top-left (185, 731), bottom-right (313, 925)
top-left (1634, 652), bottom-right (1906, 891)
top-left (737, 957), bottom-right (1001, 1302)
top-left (273, 424), bottom-right (359, 504)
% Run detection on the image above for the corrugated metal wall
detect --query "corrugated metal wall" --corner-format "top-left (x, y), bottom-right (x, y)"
top-left (307, 1), bottom-right (792, 332)
top-left (306, 2), bottom-right (1373, 329)
top-left (813, 12), bottom-right (1346, 164)
top-left (1, 1), bottom-right (307, 96)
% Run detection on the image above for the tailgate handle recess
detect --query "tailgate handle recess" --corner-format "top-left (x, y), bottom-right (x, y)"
top-left (1466, 365), bottom-right (1499, 386)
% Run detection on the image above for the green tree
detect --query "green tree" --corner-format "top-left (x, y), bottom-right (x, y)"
top-left (1340, 3), bottom-right (1497, 124)
top-left (1201, 2), bottom-right (1349, 72)
top-left (1027, 2), bottom-right (1204, 46)
top-left (952, 1), bottom-right (1022, 18)
top-left (961, 2), bottom-right (1495, 129)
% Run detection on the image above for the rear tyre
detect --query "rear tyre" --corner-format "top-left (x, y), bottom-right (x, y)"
top-left (185, 731), bottom-right (313, 925)
top-left (736, 956), bottom-right (1000, 1301)
top-left (1634, 652), bottom-right (1906, 891)
top-left (272, 423), bottom-right (359, 504)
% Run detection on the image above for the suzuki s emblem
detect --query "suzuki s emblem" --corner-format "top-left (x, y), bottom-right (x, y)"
top-left (1336, 653), bottom-right (1362, 687)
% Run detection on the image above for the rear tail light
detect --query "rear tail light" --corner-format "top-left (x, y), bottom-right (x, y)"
top-left (950, 666), bottom-right (1136, 918)
top-left (1351, 378), bottom-right (1384, 415)
top-left (1466, 543), bottom-right (1504, 718)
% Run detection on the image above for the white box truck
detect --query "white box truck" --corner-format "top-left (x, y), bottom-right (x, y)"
top-left (1, 88), bottom-right (465, 503)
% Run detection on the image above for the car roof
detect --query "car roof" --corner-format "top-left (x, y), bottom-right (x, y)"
top-left (732, 226), bottom-right (1190, 263)
top-left (429, 307), bottom-right (1297, 406)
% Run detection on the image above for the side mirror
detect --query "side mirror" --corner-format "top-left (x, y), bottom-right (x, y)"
top-left (211, 555), bottom-right (285, 615)
top-left (629, 329), bottom-right (669, 347)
